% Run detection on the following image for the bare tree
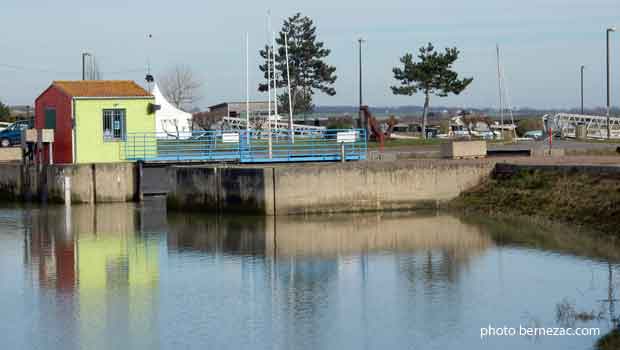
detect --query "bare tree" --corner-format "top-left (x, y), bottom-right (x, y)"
top-left (159, 65), bottom-right (203, 111)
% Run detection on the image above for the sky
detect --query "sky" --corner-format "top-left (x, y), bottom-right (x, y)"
top-left (0, 0), bottom-right (618, 110)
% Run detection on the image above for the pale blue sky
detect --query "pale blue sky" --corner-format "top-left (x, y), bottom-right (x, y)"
top-left (0, 0), bottom-right (618, 109)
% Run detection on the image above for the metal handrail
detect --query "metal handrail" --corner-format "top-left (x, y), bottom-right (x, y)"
top-left (122, 129), bottom-right (367, 163)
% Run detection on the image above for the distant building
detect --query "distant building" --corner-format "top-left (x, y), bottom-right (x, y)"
top-left (208, 101), bottom-right (270, 118)
top-left (35, 80), bottom-right (155, 164)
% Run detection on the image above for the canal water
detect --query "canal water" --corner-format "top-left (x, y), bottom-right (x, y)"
top-left (0, 201), bottom-right (618, 350)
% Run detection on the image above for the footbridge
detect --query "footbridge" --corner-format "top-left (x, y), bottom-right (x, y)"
top-left (221, 116), bottom-right (326, 137)
top-left (543, 113), bottom-right (620, 139)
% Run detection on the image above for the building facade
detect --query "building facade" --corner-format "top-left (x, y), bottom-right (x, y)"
top-left (35, 81), bottom-right (155, 163)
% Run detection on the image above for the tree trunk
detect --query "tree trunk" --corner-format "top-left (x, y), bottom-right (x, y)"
top-left (422, 93), bottom-right (430, 140)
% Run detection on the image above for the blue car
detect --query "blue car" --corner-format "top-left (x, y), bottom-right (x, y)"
top-left (0, 120), bottom-right (31, 147)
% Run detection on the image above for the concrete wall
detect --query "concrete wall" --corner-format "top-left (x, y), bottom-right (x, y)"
top-left (1, 160), bottom-right (494, 214)
top-left (0, 148), bottom-right (22, 162)
top-left (46, 164), bottom-right (95, 203)
top-left (0, 163), bottom-right (22, 200)
top-left (272, 160), bottom-right (494, 215)
top-left (93, 163), bottom-right (137, 202)
top-left (0, 162), bottom-right (138, 204)
top-left (166, 166), bottom-right (275, 214)
top-left (166, 160), bottom-right (494, 215)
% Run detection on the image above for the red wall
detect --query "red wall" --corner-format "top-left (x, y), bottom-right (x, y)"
top-left (35, 86), bottom-right (73, 164)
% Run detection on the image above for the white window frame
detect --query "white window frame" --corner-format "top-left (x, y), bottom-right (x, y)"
top-left (102, 109), bottom-right (126, 142)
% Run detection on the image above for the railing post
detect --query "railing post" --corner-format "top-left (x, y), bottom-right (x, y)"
top-left (340, 142), bottom-right (346, 163)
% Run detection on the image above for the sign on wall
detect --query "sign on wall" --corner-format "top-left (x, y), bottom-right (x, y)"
top-left (222, 133), bottom-right (240, 143)
top-left (336, 131), bottom-right (357, 143)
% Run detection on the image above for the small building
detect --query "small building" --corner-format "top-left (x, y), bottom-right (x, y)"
top-left (35, 80), bottom-right (155, 164)
top-left (208, 101), bottom-right (270, 118)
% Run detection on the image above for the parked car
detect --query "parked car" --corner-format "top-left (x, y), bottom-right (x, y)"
top-left (523, 130), bottom-right (544, 140)
top-left (0, 122), bottom-right (11, 132)
top-left (0, 120), bottom-right (31, 147)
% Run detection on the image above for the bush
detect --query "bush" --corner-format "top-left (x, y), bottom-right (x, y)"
top-left (516, 118), bottom-right (544, 136)
top-left (327, 115), bottom-right (354, 130)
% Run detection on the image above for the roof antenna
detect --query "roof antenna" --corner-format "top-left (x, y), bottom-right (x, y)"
top-left (145, 33), bottom-right (154, 92)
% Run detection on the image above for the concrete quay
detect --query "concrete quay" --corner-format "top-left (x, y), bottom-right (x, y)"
top-left (164, 160), bottom-right (495, 215)
top-left (0, 155), bottom-right (616, 215)
top-left (0, 159), bottom-right (495, 215)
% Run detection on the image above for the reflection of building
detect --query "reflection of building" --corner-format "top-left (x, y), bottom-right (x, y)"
top-left (24, 204), bottom-right (160, 348)
top-left (26, 204), bottom-right (160, 290)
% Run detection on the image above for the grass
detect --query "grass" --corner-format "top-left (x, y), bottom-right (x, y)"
top-left (457, 212), bottom-right (620, 261)
top-left (451, 170), bottom-right (620, 237)
top-left (367, 138), bottom-right (508, 149)
top-left (597, 329), bottom-right (620, 350)
top-left (368, 138), bottom-right (443, 149)
top-left (565, 148), bottom-right (620, 156)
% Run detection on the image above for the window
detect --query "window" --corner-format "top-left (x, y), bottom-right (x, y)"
top-left (103, 109), bottom-right (126, 141)
top-left (45, 108), bottom-right (56, 129)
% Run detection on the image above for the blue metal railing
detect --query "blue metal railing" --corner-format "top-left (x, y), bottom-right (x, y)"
top-left (122, 129), bottom-right (367, 163)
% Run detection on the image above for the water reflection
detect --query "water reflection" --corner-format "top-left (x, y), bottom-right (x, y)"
top-left (22, 204), bottom-right (161, 350)
top-left (3, 203), bottom-right (616, 349)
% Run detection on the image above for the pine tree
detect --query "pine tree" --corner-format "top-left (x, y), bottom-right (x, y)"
top-left (0, 101), bottom-right (10, 122)
top-left (391, 43), bottom-right (473, 139)
top-left (258, 13), bottom-right (337, 114)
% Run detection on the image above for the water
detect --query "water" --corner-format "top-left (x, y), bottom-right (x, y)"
top-left (0, 201), bottom-right (618, 350)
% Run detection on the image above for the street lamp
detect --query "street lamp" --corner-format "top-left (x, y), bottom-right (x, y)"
top-left (606, 27), bottom-right (616, 139)
top-left (82, 52), bottom-right (92, 80)
top-left (580, 65), bottom-right (585, 114)
top-left (358, 38), bottom-right (366, 130)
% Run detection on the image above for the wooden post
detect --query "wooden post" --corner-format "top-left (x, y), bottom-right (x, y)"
top-left (64, 176), bottom-right (71, 206)
top-left (36, 129), bottom-right (42, 173)
top-left (49, 142), bottom-right (53, 165)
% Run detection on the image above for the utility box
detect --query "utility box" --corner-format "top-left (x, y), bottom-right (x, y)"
top-left (441, 140), bottom-right (487, 159)
top-left (501, 130), bottom-right (514, 142)
top-left (576, 125), bottom-right (587, 140)
top-left (23, 129), bottom-right (54, 143)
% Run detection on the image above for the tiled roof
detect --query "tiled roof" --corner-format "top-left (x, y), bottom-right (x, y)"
top-left (52, 80), bottom-right (151, 98)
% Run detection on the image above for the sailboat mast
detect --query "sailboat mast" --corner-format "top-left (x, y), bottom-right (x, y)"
top-left (245, 33), bottom-right (250, 132)
top-left (285, 31), bottom-right (294, 143)
top-left (273, 34), bottom-right (278, 119)
top-left (267, 11), bottom-right (272, 123)
top-left (496, 44), bottom-right (504, 129)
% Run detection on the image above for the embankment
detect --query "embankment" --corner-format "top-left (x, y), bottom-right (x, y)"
top-left (451, 163), bottom-right (620, 237)
top-left (165, 160), bottom-right (495, 215)
top-left (0, 160), bottom-right (495, 214)
top-left (0, 163), bottom-right (137, 204)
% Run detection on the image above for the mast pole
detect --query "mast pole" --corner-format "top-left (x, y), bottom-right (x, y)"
top-left (285, 31), bottom-right (294, 143)
top-left (496, 44), bottom-right (504, 135)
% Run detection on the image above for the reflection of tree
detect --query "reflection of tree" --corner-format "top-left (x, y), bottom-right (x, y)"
top-left (601, 263), bottom-right (620, 329)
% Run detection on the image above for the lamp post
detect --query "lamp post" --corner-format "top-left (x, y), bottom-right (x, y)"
top-left (81, 52), bottom-right (91, 80)
top-left (580, 65), bottom-right (585, 115)
top-left (358, 38), bottom-right (365, 130)
top-left (606, 27), bottom-right (616, 139)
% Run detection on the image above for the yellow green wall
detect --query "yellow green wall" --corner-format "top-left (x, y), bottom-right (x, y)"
top-left (74, 98), bottom-right (155, 163)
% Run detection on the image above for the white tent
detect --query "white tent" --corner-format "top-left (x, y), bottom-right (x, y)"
top-left (152, 83), bottom-right (193, 139)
